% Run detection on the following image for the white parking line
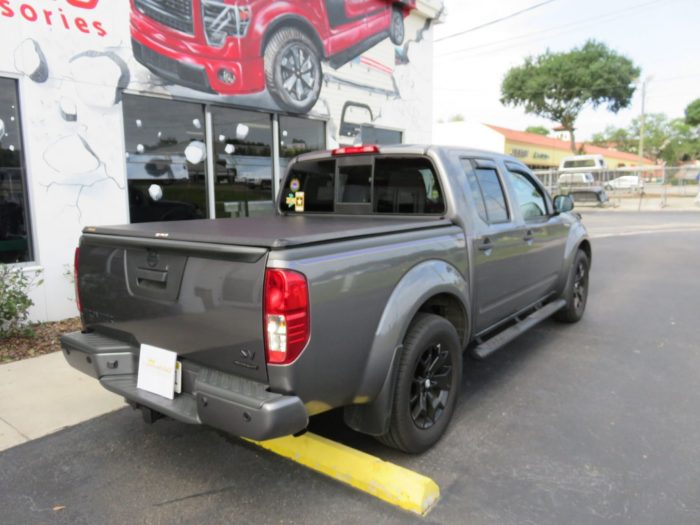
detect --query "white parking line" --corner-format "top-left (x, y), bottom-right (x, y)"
top-left (590, 226), bottom-right (700, 239)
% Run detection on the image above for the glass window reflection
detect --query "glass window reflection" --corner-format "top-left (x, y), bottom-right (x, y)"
top-left (211, 107), bottom-right (273, 218)
top-left (123, 95), bottom-right (208, 223)
top-left (0, 78), bottom-right (32, 263)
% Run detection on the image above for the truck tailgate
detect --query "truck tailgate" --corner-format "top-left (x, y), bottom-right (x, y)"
top-left (78, 234), bottom-right (269, 383)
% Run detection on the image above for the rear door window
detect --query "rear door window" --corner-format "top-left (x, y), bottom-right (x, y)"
top-left (461, 159), bottom-right (509, 223)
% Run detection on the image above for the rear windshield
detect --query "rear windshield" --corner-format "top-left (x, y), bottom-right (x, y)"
top-left (280, 156), bottom-right (446, 215)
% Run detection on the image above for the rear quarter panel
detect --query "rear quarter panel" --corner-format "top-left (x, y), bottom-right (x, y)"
top-left (266, 225), bottom-right (467, 415)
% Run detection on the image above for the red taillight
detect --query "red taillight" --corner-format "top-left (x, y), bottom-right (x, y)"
top-left (74, 247), bottom-right (82, 313)
top-left (263, 268), bottom-right (309, 365)
top-left (331, 145), bottom-right (379, 156)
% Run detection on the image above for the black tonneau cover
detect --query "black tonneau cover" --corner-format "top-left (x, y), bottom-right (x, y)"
top-left (84, 215), bottom-right (453, 249)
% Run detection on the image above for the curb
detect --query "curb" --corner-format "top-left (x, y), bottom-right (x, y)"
top-left (247, 432), bottom-right (440, 515)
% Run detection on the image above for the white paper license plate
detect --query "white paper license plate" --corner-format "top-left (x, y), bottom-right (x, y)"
top-left (137, 344), bottom-right (180, 400)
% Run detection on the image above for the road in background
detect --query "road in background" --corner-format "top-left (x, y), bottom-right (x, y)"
top-left (1, 212), bottom-right (699, 524)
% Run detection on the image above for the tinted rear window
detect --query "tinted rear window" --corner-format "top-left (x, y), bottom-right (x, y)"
top-left (281, 156), bottom-right (445, 215)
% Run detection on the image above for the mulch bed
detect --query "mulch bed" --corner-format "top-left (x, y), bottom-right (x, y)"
top-left (0, 318), bottom-right (82, 364)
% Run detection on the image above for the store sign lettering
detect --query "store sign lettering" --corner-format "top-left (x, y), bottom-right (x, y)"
top-left (533, 152), bottom-right (549, 160)
top-left (0, 0), bottom-right (107, 37)
top-left (511, 148), bottom-right (529, 158)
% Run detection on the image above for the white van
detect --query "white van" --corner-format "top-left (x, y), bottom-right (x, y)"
top-left (559, 154), bottom-right (607, 171)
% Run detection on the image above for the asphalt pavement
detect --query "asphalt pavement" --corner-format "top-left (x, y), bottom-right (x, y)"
top-left (1, 211), bottom-right (700, 524)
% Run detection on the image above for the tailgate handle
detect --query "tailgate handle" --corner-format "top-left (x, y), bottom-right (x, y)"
top-left (135, 267), bottom-right (168, 287)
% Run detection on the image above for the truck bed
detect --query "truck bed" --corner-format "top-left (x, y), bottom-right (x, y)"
top-left (85, 215), bottom-right (453, 249)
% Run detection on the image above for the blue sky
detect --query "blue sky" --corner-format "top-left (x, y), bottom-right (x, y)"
top-left (432, 0), bottom-right (700, 140)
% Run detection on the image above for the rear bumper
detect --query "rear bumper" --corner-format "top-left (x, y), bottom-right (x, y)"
top-left (60, 331), bottom-right (308, 440)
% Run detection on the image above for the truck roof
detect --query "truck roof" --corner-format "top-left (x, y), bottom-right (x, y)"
top-left (294, 144), bottom-right (530, 169)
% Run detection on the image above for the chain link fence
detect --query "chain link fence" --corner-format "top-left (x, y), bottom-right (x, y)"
top-left (533, 165), bottom-right (700, 209)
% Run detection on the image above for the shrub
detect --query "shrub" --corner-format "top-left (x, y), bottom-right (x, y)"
top-left (0, 265), bottom-right (42, 338)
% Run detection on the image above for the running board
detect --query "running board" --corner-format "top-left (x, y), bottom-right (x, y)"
top-left (472, 299), bottom-right (566, 360)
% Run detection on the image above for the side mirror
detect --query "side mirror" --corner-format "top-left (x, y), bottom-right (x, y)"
top-left (553, 194), bottom-right (574, 214)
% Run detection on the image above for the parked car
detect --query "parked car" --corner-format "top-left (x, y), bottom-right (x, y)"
top-left (130, 0), bottom-right (415, 113)
top-left (604, 175), bottom-right (644, 192)
top-left (567, 186), bottom-right (610, 206)
top-left (62, 145), bottom-right (591, 453)
top-left (558, 172), bottom-right (595, 187)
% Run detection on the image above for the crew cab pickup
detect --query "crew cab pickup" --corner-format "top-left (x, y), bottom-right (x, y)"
top-left (61, 145), bottom-right (591, 453)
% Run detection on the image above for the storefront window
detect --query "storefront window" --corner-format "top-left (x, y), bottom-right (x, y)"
top-left (123, 95), bottom-right (208, 223)
top-left (360, 125), bottom-right (402, 145)
top-left (0, 78), bottom-right (32, 263)
top-left (211, 107), bottom-right (273, 217)
top-left (279, 116), bottom-right (325, 175)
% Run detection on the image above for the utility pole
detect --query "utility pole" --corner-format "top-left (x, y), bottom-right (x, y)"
top-left (638, 76), bottom-right (652, 163)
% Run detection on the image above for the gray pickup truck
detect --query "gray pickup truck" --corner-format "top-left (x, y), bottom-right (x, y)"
top-left (61, 145), bottom-right (591, 453)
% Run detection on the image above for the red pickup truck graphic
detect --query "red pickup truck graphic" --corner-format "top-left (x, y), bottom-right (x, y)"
top-left (130, 0), bottom-right (414, 113)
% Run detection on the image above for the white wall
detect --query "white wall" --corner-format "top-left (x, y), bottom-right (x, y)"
top-left (2, 2), bottom-right (131, 321)
top-left (433, 121), bottom-right (506, 153)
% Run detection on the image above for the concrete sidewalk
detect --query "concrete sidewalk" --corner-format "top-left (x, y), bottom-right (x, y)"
top-left (0, 351), bottom-right (124, 452)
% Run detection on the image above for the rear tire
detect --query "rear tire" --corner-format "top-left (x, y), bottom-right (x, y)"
top-left (554, 250), bottom-right (590, 323)
top-left (376, 313), bottom-right (462, 453)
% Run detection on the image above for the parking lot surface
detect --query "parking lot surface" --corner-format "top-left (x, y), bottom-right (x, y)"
top-left (1, 211), bottom-right (700, 524)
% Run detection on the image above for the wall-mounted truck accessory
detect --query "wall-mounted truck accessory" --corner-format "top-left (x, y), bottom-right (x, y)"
top-left (130, 0), bottom-right (415, 113)
top-left (62, 144), bottom-right (591, 453)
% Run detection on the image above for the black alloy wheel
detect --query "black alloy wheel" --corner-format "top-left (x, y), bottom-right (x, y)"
top-left (555, 249), bottom-right (590, 323)
top-left (376, 313), bottom-right (462, 454)
top-left (410, 343), bottom-right (452, 430)
top-left (572, 258), bottom-right (588, 315)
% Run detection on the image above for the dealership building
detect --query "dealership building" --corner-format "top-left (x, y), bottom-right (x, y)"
top-left (0, 0), bottom-right (442, 322)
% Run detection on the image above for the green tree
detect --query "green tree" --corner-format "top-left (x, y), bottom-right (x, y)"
top-left (501, 40), bottom-right (640, 153)
top-left (525, 125), bottom-right (550, 136)
top-left (591, 113), bottom-right (700, 164)
top-left (686, 98), bottom-right (700, 127)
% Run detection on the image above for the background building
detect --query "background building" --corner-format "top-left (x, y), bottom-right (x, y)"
top-left (435, 121), bottom-right (653, 169)
top-left (1, 0), bottom-right (443, 322)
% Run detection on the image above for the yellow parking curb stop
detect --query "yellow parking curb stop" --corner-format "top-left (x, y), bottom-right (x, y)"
top-left (246, 432), bottom-right (440, 515)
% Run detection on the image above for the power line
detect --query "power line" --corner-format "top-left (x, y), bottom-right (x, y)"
top-left (434, 0), bottom-right (558, 43)
top-left (436, 0), bottom-right (671, 60)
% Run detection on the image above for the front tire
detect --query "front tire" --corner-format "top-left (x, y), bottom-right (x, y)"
top-left (376, 314), bottom-right (462, 453)
top-left (264, 28), bottom-right (322, 114)
top-left (554, 250), bottom-right (590, 323)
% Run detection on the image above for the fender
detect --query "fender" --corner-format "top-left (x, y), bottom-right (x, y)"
top-left (256, 10), bottom-right (326, 58)
top-left (555, 220), bottom-right (591, 295)
top-left (344, 259), bottom-right (470, 435)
